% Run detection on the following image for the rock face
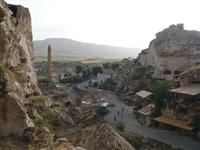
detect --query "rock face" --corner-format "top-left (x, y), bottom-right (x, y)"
top-left (138, 24), bottom-right (200, 80)
top-left (62, 124), bottom-right (135, 150)
top-left (80, 124), bottom-right (135, 150)
top-left (0, 0), bottom-right (40, 137)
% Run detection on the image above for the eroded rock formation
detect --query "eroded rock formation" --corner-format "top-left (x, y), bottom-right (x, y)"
top-left (138, 24), bottom-right (200, 80)
top-left (59, 124), bottom-right (135, 150)
top-left (0, 0), bottom-right (40, 137)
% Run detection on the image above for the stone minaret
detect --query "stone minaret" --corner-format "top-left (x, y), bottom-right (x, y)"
top-left (47, 45), bottom-right (52, 80)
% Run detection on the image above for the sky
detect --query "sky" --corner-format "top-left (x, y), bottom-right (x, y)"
top-left (5, 0), bottom-right (200, 48)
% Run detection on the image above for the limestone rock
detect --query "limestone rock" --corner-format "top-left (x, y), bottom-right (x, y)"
top-left (64, 124), bottom-right (135, 150)
top-left (50, 138), bottom-right (86, 150)
top-left (0, 0), bottom-right (40, 137)
top-left (138, 24), bottom-right (200, 80)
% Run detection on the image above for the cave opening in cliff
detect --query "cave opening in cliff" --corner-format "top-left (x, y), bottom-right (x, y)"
top-left (8, 5), bottom-right (17, 17)
top-left (164, 70), bottom-right (172, 75)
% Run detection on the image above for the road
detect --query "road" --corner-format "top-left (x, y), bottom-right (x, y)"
top-left (75, 81), bottom-right (200, 150)
top-left (104, 91), bottom-right (200, 150)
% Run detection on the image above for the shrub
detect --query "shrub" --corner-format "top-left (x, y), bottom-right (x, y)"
top-left (92, 66), bottom-right (102, 76)
top-left (33, 117), bottom-right (45, 128)
top-left (152, 81), bottom-right (172, 117)
top-left (189, 115), bottom-right (200, 131)
top-left (96, 106), bottom-right (110, 117)
top-left (33, 111), bottom-right (58, 129)
top-left (103, 62), bottom-right (110, 69)
top-left (29, 95), bottom-right (46, 103)
top-left (99, 78), bottom-right (116, 91)
top-left (111, 62), bottom-right (119, 70)
top-left (115, 122), bottom-right (125, 132)
top-left (60, 76), bottom-right (82, 84)
top-left (82, 68), bottom-right (91, 79)
top-left (75, 65), bottom-right (83, 75)
top-left (38, 79), bottom-right (52, 83)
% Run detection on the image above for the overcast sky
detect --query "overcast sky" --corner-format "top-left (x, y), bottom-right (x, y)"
top-left (6, 0), bottom-right (200, 48)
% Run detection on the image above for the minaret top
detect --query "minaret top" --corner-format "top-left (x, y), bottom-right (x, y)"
top-left (48, 44), bottom-right (51, 50)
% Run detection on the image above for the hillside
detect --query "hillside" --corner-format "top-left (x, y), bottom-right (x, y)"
top-left (138, 24), bottom-right (200, 80)
top-left (33, 38), bottom-right (140, 59)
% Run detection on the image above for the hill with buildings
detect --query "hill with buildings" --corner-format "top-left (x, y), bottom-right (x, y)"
top-left (137, 24), bottom-right (200, 80)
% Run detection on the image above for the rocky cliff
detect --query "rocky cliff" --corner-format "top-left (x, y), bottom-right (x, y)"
top-left (138, 24), bottom-right (200, 80)
top-left (57, 124), bottom-right (135, 150)
top-left (0, 0), bottom-right (40, 137)
top-left (0, 3), bottom-right (136, 150)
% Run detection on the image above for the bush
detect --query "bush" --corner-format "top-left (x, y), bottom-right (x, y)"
top-left (38, 79), bottom-right (52, 83)
top-left (75, 65), bottom-right (83, 75)
top-left (99, 78), bottom-right (116, 91)
top-left (34, 117), bottom-right (45, 128)
top-left (111, 62), bottom-right (119, 70)
top-left (152, 81), bottom-right (172, 117)
top-left (82, 68), bottom-right (91, 79)
top-left (33, 111), bottom-right (58, 129)
top-left (189, 115), bottom-right (200, 131)
top-left (92, 66), bottom-right (103, 76)
top-left (115, 122), bottom-right (125, 132)
top-left (60, 76), bottom-right (82, 84)
top-left (96, 106), bottom-right (110, 117)
top-left (103, 63), bottom-right (110, 69)
top-left (29, 95), bottom-right (46, 103)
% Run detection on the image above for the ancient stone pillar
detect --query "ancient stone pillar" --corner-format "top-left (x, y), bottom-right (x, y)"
top-left (47, 45), bottom-right (52, 80)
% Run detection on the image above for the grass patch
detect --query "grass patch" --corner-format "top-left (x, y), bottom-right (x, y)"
top-left (29, 95), bottom-right (46, 103)
top-left (34, 56), bottom-right (120, 64)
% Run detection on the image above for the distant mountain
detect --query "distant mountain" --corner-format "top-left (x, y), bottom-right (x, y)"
top-left (33, 38), bottom-right (141, 59)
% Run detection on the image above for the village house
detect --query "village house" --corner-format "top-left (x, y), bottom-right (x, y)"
top-left (136, 104), bottom-right (155, 126)
top-left (135, 90), bottom-right (153, 108)
top-left (154, 65), bottom-right (200, 137)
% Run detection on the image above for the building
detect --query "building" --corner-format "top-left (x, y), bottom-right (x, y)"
top-left (136, 104), bottom-right (154, 126)
top-left (135, 90), bottom-right (153, 108)
top-left (154, 65), bottom-right (200, 136)
top-left (97, 73), bottom-right (110, 84)
top-left (47, 44), bottom-right (52, 80)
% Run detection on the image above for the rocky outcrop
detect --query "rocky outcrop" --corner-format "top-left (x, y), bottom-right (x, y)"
top-left (0, 0), bottom-right (40, 137)
top-left (50, 138), bottom-right (86, 150)
top-left (138, 24), bottom-right (200, 80)
top-left (80, 124), bottom-right (135, 150)
top-left (59, 124), bottom-right (135, 150)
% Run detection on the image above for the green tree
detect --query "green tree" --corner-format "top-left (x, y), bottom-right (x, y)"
top-left (82, 67), bottom-right (91, 79)
top-left (152, 81), bottom-right (172, 117)
top-left (189, 115), bottom-right (200, 131)
top-left (92, 66), bottom-right (103, 76)
top-left (75, 65), bottom-right (83, 76)
top-left (115, 122), bottom-right (125, 132)
top-left (111, 63), bottom-right (119, 70)
top-left (96, 106), bottom-right (110, 117)
top-left (103, 62), bottom-right (110, 69)
top-left (99, 78), bottom-right (116, 91)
